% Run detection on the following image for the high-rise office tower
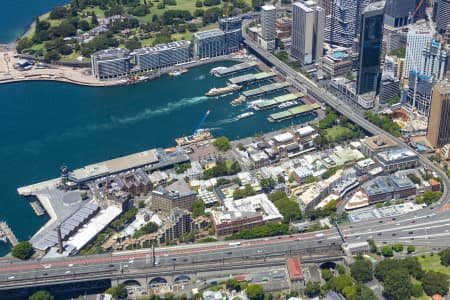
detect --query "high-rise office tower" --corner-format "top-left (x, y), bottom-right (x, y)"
top-left (384, 0), bottom-right (415, 27)
top-left (291, 1), bottom-right (325, 65)
top-left (261, 4), bottom-right (277, 50)
top-left (436, 0), bottom-right (450, 33)
top-left (356, 1), bottom-right (385, 95)
top-left (405, 71), bottom-right (436, 116)
top-left (404, 24), bottom-right (433, 78)
top-left (319, 0), bottom-right (333, 14)
top-left (426, 81), bottom-right (450, 147)
top-left (421, 40), bottom-right (449, 81)
top-left (325, 0), bottom-right (375, 47)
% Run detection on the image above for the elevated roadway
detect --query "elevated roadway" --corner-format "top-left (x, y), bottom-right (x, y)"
top-left (1, 208), bottom-right (450, 290)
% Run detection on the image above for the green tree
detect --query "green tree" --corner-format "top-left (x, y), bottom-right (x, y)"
top-left (12, 241), bottom-right (34, 260)
top-left (350, 257), bottom-right (373, 283)
top-left (17, 37), bottom-right (34, 53)
top-left (383, 269), bottom-right (412, 300)
top-left (367, 239), bottom-right (377, 253)
top-left (354, 283), bottom-right (377, 300)
top-left (191, 199), bottom-right (205, 218)
top-left (328, 275), bottom-right (353, 294)
top-left (213, 136), bottom-right (231, 151)
top-left (225, 279), bottom-right (241, 291)
top-left (336, 264), bottom-right (346, 275)
top-left (272, 197), bottom-right (302, 222)
top-left (381, 245), bottom-right (394, 257)
top-left (195, 0), bottom-right (203, 6)
top-left (133, 222), bottom-right (158, 238)
top-left (105, 283), bottom-right (127, 299)
top-left (321, 269), bottom-right (333, 281)
top-left (125, 38), bottom-right (142, 50)
top-left (421, 271), bottom-right (449, 296)
top-left (91, 12), bottom-right (99, 26)
top-left (440, 247), bottom-right (450, 266)
top-left (260, 177), bottom-right (276, 192)
top-left (29, 290), bottom-right (54, 300)
top-left (304, 282), bottom-right (320, 298)
top-left (407, 245), bottom-right (415, 253)
top-left (246, 284), bottom-right (264, 300)
top-left (411, 284), bottom-right (424, 298)
top-left (393, 243), bottom-right (404, 252)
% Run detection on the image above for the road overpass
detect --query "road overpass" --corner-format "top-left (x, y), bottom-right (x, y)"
top-left (1, 207), bottom-right (450, 291)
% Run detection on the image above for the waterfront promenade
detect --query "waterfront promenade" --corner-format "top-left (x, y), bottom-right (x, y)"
top-left (0, 48), bottom-right (248, 87)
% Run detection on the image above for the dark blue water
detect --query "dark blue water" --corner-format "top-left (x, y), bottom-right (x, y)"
top-left (0, 1), bottom-right (317, 256)
top-left (0, 62), bottom-right (316, 255)
top-left (0, 0), bottom-right (68, 43)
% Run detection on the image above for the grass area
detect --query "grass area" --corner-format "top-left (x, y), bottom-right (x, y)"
top-left (417, 253), bottom-right (450, 274)
top-left (325, 125), bottom-right (353, 141)
top-left (412, 295), bottom-right (429, 300)
top-left (81, 6), bottom-right (106, 18)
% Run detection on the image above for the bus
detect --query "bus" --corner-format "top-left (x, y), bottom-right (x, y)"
top-left (228, 242), bottom-right (241, 247)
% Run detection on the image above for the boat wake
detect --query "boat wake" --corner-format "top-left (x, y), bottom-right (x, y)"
top-left (209, 118), bottom-right (236, 125)
top-left (25, 95), bottom-right (210, 150)
top-left (110, 95), bottom-right (209, 125)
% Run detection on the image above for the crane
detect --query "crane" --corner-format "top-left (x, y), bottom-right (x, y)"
top-left (408, 0), bottom-right (425, 23)
top-left (193, 109), bottom-right (211, 135)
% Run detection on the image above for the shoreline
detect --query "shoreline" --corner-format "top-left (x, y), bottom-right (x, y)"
top-left (0, 52), bottom-right (248, 87)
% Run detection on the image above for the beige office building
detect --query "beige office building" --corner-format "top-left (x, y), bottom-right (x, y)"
top-left (426, 81), bottom-right (450, 147)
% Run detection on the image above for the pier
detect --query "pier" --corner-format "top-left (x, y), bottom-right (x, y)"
top-left (243, 82), bottom-right (290, 98)
top-left (228, 71), bottom-right (275, 85)
top-left (268, 103), bottom-right (320, 122)
top-left (254, 92), bottom-right (305, 110)
top-left (0, 222), bottom-right (18, 246)
top-left (30, 201), bottom-right (46, 216)
top-left (212, 61), bottom-right (258, 77)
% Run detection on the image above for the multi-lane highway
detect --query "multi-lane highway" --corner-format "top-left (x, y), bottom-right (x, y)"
top-left (1, 206), bottom-right (450, 290)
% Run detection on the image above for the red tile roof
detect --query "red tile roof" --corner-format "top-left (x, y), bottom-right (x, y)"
top-left (287, 258), bottom-right (303, 280)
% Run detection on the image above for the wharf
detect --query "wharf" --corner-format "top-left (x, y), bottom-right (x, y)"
top-left (268, 103), bottom-right (320, 122)
top-left (30, 201), bottom-right (46, 216)
top-left (243, 82), bottom-right (290, 98)
top-left (228, 71), bottom-right (275, 85)
top-left (213, 61), bottom-right (258, 77)
top-left (0, 222), bottom-right (18, 246)
top-left (254, 92), bottom-right (305, 110)
top-left (17, 178), bottom-right (61, 196)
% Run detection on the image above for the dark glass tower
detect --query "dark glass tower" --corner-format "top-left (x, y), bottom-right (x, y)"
top-left (356, 1), bottom-right (385, 95)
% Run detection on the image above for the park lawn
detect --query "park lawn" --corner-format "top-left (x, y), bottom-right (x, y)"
top-left (82, 6), bottom-right (106, 18)
top-left (417, 253), bottom-right (450, 274)
top-left (325, 125), bottom-right (353, 141)
top-left (412, 295), bottom-right (429, 300)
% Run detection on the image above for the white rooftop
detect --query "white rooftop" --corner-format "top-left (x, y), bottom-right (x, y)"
top-left (296, 126), bottom-right (315, 136)
top-left (273, 132), bottom-right (294, 143)
top-left (67, 206), bottom-right (122, 252)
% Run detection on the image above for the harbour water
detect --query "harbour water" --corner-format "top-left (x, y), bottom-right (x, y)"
top-left (0, 0), bottom-right (68, 43)
top-left (0, 2), bottom-right (317, 257)
top-left (0, 62), bottom-right (317, 256)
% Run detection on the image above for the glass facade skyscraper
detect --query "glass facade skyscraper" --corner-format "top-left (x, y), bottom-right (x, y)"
top-left (356, 1), bottom-right (385, 95)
